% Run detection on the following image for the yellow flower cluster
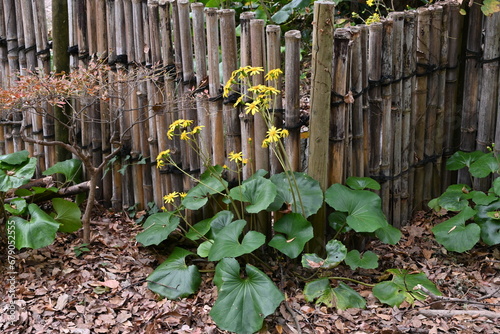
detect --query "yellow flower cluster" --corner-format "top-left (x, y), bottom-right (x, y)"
top-left (156, 149), bottom-right (171, 168)
top-left (262, 126), bottom-right (289, 148)
top-left (228, 151), bottom-right (248, 165)
top-left (163, 191), bottom-right (187, 204)
top-left (366, 12), bottom-right (381, 25)
top-left (366, 0), bottom-right (375, 7)
top-left (167, 119), bottom-right (203, 140)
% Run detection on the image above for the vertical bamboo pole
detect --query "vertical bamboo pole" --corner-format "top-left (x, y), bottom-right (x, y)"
top-left (413, 7), bottom-right (430, 210)
top-left (15, 0), bottom-right (26, 75)
top-left (307, 1), bottom-right (335, 255)
top-left (359, 25), bottom-right (370, 177)
top-left (160, 0), bottom-right (183, 202)
top-left (349, 26), bottom-right (364, 178)
top-left (106, 0), bottom-right (117, 64)
top-left (266, 25), bottom-right (283, 175)
top-left (389, 12), bottom-right (403, 227)
top-left (442, 2), bottom-right (463, 191)
top-left (21, 0), bottom-right (36, 70)
top-left (0, 4), bottom-right (5, 155)
top-left (458, 0), bottom-right (483, 185)
top-left (402, 11), bottom-right (416, 223)
top-left (284, 30), bottom-right (301, 172)
top-left (169, 0), bottom-right (183, 76)
top-left (33, 0), bottom-right (53, 169)
top-left (368, 22), bottom-right (383, 186)
top-left (329, 28), bottom-right (351, 186)
top-left (477, 11), bottom-right (499, 190)
top-left (239, 11), bottom-right (256, 178)
top-left (220, 9), bottom-right (241, 181)
top-left (380, 18), bottom-right (393, 218)
top-left (205, 7), bottom-right (224, 167)
top-left (423, 6), bottom-right (441, 203)
top-left (250, 19), bottom-right (267, 173)
top-left (191, 2), bottom-right (211, 172)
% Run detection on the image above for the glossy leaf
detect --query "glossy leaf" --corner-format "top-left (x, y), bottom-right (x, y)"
top-left (375, 225), bottom-right (402, 245)
top-left (469, 153), bottom-right (500, 178)
top-left (182, 166), bottom-right (227, 210)
top-left (0, 157), bottom-right (37, 192)
top-left (185, 217), bottom-right (212, 241)
top-left (432, 207), bottom-right (480, 252)
top-left (446, 150), bottom-right (484, 170)
top-left (211, 258), bottom-right (284, 334)
top-left (345, 250), bottom-right (379, 270)
top-left (325, 184), bottom-right (388, 232)
top-left (269, 213), bottom-right (313, 258)
top-left (304, 278), bottom-right (333, 307)
top-left (229, 176), bottom-right (276, 213)
top-left (136, 212), bottom-right (180, 246)
top-left (4, 198), bottom-right (28, 215)
top-left (332, 282), bottom-right (366, 310)
top-left (268, 172), bottom-right (323, 218)
top-left (302, 239), bottom-right (347, 269)
top-left (8, 204), bottom-right (60, 249)
top-left (346, 177), bottom-right (380, 190)
top-left (475, 201), bottom-right (500, 245)
top-left (147, 247), bottom-right (201, 300)
top-left (208, 220), bottom-right (265, 261)
top-left (0, 150), bottom-right (30, 165)
top-left (52, 198), bottom-right (82, 233)
top-left (42, 159), bottom-right (83, 184)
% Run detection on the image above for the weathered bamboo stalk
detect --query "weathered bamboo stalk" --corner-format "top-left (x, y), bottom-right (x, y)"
top-left (284, 30), bottom-right (301, 172)
top-left (191, 2), bottom-right (211, 173)
top-left (15, 0), bottom-right (26, 75)
top-left (205, 7), bottom-right (224, 166)
top-left (380, 18), bottom-right (393, 218)
top-left (329, 28), bottom-right (351, 186)
top-left (442, 2), bottom-right (463, 191)
top-left (220, 9), bottom-right (240, 181)
top-left (413, 7), bottom-right (431, 210)
top-left (86, 0), bottom-right (97, 58)
top-left (239, 11), bottom-right (256, 178)
top-left (20, 0), bottom-right (36, 70)
top-left (250, 18), bottom-right (267, 173)
top-left (478, 11), bottom-right (499, 190)
top-left (348, 26), bottom-right (364, 178)
top-left (367, 22), bottom-right (383, 186)
top-left (423, 6), bottom-right (441, 203)
top-left (458, 0), bottom-right (483, 185)
top-left (266, 25), bottom-right (283, 175)
top-left (388, 12), bottom-right (404, 227)
top-left (307, 1), bottom-right (335, 254)
top-left (0, 5), bottom-right (8, 92)
top-left (402, 11), bottom-right (416, 224)
top-left (359, 25), bottom-right (369, 177)
top-left (106, 0), bottom-right (117, 64)
top-left (170, 0), bottom-right (183, 76)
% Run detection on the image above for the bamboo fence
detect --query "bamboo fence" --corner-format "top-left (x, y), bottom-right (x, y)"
top-left (0, 1), bottom-right (499, 231)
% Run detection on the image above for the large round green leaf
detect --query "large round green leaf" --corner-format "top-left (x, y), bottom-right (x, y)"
top-left (302, 239), bottom-right (347, 269)
top-left (211, 258), bottom-right (284, 334)
top-left (52, 198), bottom-right (82, 233)
top-left (345, 250), bottom-right (379, 270)
top-left (0, 157), bottom-right (37, 192)
top-left (346, 176), bottom-right (380, 190)
top-left (4, 198), bottom-right (28, 215)
top-left (374, 224), bottom-right (402, 245)
top-left (304, 278), bottom-right (334, 307)
top-left (325, 184), bottom-right (388, 232)
top-left (42, 159), bottom-right (83, 183)
top-left (208, 220), bottom-right (265, 261)
top-left (432, 207), bottom-right (480, 252)
top-left (268, 172), bottom-right (323, 218)
top-left (469, 153), bottom-right (500, 178)
top-left (229, 176), bottom-right (277, 213)
top-left (136, 212), bottom-right (180, 246)
top-left (475, 201), bottom-right (500, 245)
top-left (333, 282), bottom-right (366, 310)
top-left (8, 204), bottom-right (60, 249)
top-left (269, 213), bottom-right (313, 259)
top-left (182, 166), bottom-right (228, 210)
top-left (446, 150), bottom-right (484, 170)
top-left (0, 150), bottom-right (30, 165)
top-left (147, 247), bottom-right (201, 300)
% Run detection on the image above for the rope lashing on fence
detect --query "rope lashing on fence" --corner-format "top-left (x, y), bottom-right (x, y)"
top-left (223, 92), bottom-right (241, 105)
top-left (68, 45), bottom-right (79, 55)
top-left (0, 38), bottom-right (7, 47)
top-left (369, 152), bottom-right (441, 184)
top-left (24, 45), bottom-right (37, 53)
top-left (36, 43), bottom-right (52, 57)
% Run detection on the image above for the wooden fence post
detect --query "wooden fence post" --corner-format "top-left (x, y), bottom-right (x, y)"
top-left (349, 26), bottom-right (364, 178)
top-left (307, 0), bottom-right (335, 254)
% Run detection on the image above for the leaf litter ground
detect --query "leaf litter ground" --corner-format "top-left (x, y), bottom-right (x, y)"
top-left (1, 210), bottom-right (499, 333)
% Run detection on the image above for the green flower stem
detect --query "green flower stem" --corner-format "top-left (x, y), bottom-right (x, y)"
top-left (327, 276), bottom-right (375, 287)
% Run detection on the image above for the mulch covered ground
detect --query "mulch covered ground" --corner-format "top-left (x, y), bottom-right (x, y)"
top-left (1, 210), bottom-right (499, 334)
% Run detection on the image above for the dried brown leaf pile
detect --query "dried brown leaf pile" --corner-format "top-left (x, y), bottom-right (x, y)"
top-left (1, 211), bottom-right (499, 333)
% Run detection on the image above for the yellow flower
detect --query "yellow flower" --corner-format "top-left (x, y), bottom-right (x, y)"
top-left (233, 95), bottom-right (244, 107)
top-left (180, 130), bottom-right (190, 141)
top-left (223, 164), bottom-right (228, 169)
top-left (161, 206), bottom-right (166, 211)
top-left (191, 125), bottom-right (204, 134)
top-left (179, 192), bottom-right (187, 198)
top-left (223, 80), bottom-right (232, 97)
top-left (167, 119), bottom-right (194, 139)
top-left (366, 0), bottom-right (375, 7)
top-left (281, 129), bottom-right (289, 138)
top-left (242, 158), bottom-right (248, 165)
top-left (247, 66), bottom-right (264, 76)
top-left (245, 100), bottom-right (260, 115)
top-left (163, 192), bottom-right (179, 203)
top-left (265, 68), bottom-right (282, 81)
top-left (366, 13), bottom-right (381, 25)
top-left (228, 151), bottom-right (243, 163)
top-left (262, 139), bottom-right (269, 148)
top-left (266, 126), bottom-right (281, 143)
top-left (156, 149), bottom-right (171, 168)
